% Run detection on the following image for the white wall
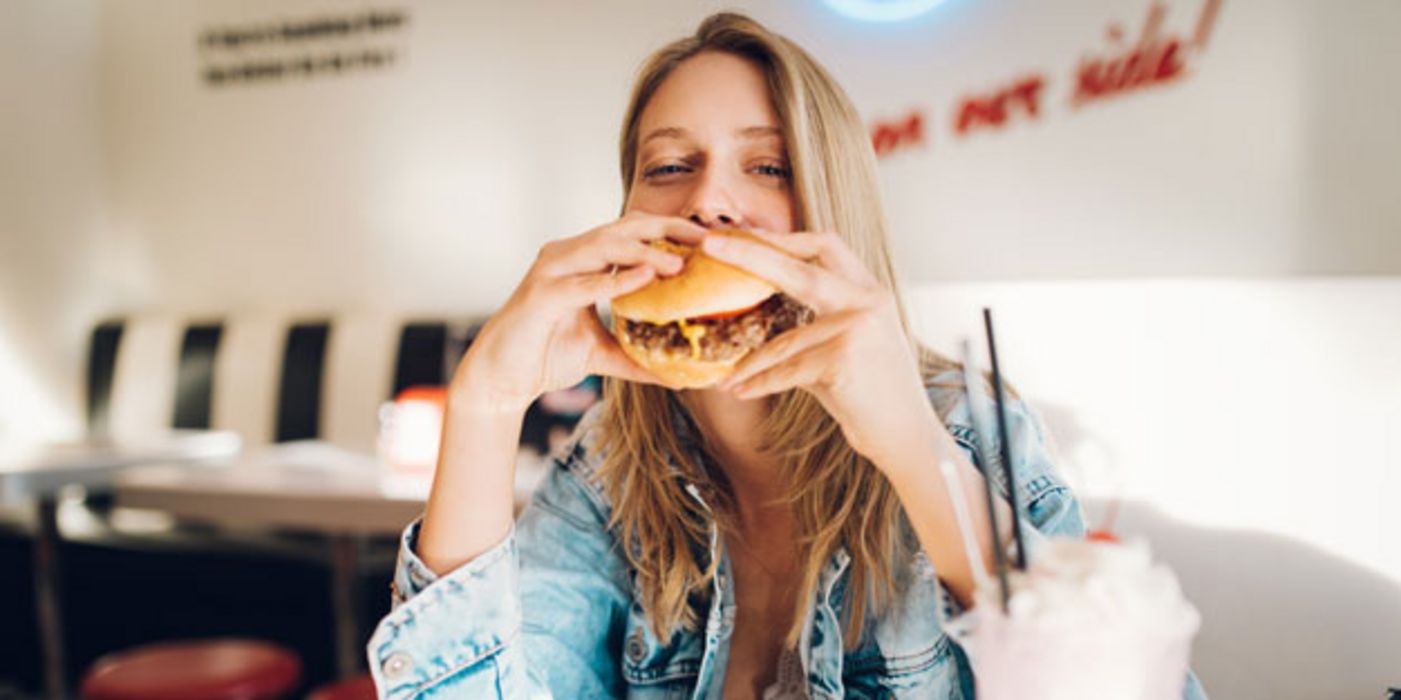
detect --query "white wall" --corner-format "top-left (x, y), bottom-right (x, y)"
top-left (95, 0), bottom-right (727, 316)
top-left (0, 0), bottom-right (116, 442)
top-left (847, 0), bottom-right (1401, 279)
top-left (90, 0), bottom-right (1401, 315)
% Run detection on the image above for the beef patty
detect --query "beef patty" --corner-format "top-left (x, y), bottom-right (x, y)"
top-left (620, 294), bottom-right (814, 363)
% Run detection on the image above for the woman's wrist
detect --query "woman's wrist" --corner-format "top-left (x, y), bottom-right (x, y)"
top-left (450, 336), bottom-right (538, 418)
top-left (865, 395), bottom-right (950, 480)
top-left (448, 377), bottom-right (532, 422)
top-left (877, 410), bottom-right (999, 606)
top-left (877, 426), bottom-right (953, 492)
top-left (419, 379), bottom-right (527, 575)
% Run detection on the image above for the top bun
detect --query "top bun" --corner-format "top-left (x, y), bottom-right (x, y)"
top-left (611, 229), bottom-right (780, 323)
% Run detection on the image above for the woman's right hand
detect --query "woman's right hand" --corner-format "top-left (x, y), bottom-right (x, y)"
top-left (419, 214), bottom-right (702, 573)
top-left (452, 212), bottom-right (706, 416)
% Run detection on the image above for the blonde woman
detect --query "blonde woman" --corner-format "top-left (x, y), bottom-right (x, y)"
top-left (369, 12), bottom-right (1204, 700)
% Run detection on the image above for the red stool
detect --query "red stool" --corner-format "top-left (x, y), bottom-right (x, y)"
top-left (308, 673), bottom-right (377, 700)
top-left (79, 638), bottom-right (302, 700)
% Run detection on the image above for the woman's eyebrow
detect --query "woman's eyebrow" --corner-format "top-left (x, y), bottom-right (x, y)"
top-left (737, 125), bottom-right (783, 140)
top-left (640, 125), bottom-right (783, 145)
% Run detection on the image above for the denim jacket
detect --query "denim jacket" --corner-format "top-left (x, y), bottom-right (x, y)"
top-left (367, 371), bottom-right (1209, 699)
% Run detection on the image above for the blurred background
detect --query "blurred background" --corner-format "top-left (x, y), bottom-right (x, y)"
top-left (1, 1), bottom-right (1398, 699)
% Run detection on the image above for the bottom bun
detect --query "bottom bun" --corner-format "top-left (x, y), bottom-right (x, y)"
top-left (614, 319), bottom-right (745, 389)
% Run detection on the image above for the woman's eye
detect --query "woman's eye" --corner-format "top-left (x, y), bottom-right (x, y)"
top-left (754, 163), bottom-right (792, 179)
top-left (643, 164), bottom-right (689, 178)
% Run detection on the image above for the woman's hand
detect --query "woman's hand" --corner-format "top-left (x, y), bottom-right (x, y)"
top-left (422, 214), bottom-right (701, 574)
top-left (702, 230), bottom-right (937, 470)
top-left (455, 213), bottom-right (706, 415)
top-left (704, 231), bottom-right (1018, 605)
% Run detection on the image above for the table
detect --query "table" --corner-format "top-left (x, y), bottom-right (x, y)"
top-left (0, 431), bottom-right (242, 700)
top-left (113, 442), bottom-right (431, 681)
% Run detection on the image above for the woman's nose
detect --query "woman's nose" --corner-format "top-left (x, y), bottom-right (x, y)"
top-left (689, 211), bottom-right (736, 228)
top-left (682, 172), bottom-right (741, 229)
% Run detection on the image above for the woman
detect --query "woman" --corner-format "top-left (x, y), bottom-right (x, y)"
top-left (369, 12), bottom-right (1202, 700)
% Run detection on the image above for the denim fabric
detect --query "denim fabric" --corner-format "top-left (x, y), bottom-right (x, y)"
top-left (368, 370), bottom-right (1208, 699)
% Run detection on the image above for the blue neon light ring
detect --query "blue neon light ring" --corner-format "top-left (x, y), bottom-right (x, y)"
top-left (820, 0), bottom-right (950, 22)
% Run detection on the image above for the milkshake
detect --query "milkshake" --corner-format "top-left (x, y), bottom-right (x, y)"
top-left (952, 537), bottom-right (1200, 700)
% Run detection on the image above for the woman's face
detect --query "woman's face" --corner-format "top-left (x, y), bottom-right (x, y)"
top-left (625, 51), bottom-right (797, 233)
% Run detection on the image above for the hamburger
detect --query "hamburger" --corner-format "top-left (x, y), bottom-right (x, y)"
top-left (610, 229), bottom-right (814, 389)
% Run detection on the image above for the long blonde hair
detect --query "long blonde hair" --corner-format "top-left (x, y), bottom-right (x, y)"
top-left (598, 12), bottom-right (959, 648)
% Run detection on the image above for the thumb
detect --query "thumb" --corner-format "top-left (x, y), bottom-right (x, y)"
top-left (588, 343), bottom-right (668, 386)
top-left (583, 316), bottom-right (669, 386)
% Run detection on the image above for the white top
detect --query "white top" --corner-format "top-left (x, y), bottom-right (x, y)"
top-left (762, 647), bottom-right (809, 700)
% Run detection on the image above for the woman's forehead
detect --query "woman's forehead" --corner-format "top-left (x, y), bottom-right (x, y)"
top-left (637, 51), bottom-right (783, 143)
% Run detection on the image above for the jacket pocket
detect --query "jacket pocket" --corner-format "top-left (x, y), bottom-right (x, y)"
top-left (843, 566), bottom-right (961, 697)
top-left (846, 635), bottom-right (960, 699)
top-left (844, 633), bottom-right (951, 677)
top-left (619, 605), bottom-right (702, 696)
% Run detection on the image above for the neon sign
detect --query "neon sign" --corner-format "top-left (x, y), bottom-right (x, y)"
top-left (820, 0), bottom-right (949, 23)
top-left (869, 1), bottom-right (1225, 158)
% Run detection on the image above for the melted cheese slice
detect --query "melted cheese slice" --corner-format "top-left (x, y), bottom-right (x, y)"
top-left (677, 320), bottom-right (707, 359)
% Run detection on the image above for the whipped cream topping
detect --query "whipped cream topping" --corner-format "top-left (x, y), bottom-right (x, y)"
top-left (992, 537), bottom-right (1201, 638)
top-left (957, 537), bottom-right (1202, 700)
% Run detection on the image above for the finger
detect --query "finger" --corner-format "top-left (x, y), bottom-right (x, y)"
top-left (616, 212), bottom-right (708, 245)
top-left (742, 230), bottom-right (873, 284)
top-left (729, 337), bottom-right (842, 400)
top-left (583, 316), bottom-right (670, 386)
top-left (615, 238), bottom-right (687, 277)
top-left (590, 348), bottom-right (667, 385)
top-left (718, 311), bottom-right (857, 390)
top-left (700, 233), bottom-right (862, 314)
top-left (548, 265), bottom-right (656, 308)
top-left (542, 236), bottom-right (684, 279)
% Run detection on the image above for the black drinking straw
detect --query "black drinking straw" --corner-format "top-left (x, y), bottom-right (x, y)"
top-left (959, 340), bottom-right (1011, 612)
top-left (984, 308), bottom-right (1028, 571)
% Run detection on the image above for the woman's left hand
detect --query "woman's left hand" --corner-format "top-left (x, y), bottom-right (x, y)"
top-left (702, 230), bottom-right (938, 470)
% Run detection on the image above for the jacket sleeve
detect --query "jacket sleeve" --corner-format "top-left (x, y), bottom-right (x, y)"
top-left (366, 445), bottom-right (631, 699)
top-left (924, 385), bottom-right (1084, 623)
top-left (935, 382), bottom-right (1087, 547)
